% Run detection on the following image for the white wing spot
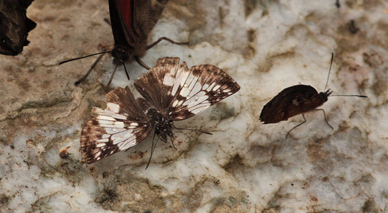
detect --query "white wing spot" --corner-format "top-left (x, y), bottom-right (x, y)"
top-left (97, 115), bottom-right (115, 121)
top-left (163, 75), bottom-right (174, 86)
top-left (188, 82), bottom-right (202, 98)
top-left (212, 85), bottom-right (221, 91)
top-left (96, 143), bottom-right (106, 147)
top-left (115, 122), bottom-right (125, 128)
top-left (172, 100), bottom-right (179, 107)
top-left (180, 87), bottom-right (190, 97)
top-left (107, 103), bottom-right (120, 113)
top-left (179, 71), bottom-right (190, 87)
top-left (188, 95), bottom-right (209, 108)
top-left (97, 138), bottom-right (109, 143)
top-left (206, 82), bottom-right (216, 92)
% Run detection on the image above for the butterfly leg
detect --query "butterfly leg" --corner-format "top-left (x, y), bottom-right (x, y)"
top-left (134, 56), bottom-right (151, 70)
top-left (286, 113), bottom-right (306, 139)
top-left (315, 108), bottom-right (333, 130)
top-left (170, 137), bottom-right (178, 150)
top-left (106, 64), bottom-right (119, 88)
top-left (146, 132), bottom-right (160, 169)
top-left (122, 63), bottom-right (130, 80)
top-left (75, 52), bottom-right (106, 86)
top-left (146, 37), bottom-right (189, 50)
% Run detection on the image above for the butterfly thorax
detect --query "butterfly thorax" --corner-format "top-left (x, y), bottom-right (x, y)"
top-left (146, 108), bottom-right (173, 142)
top-left (298, 89), bottom-right (332, 113)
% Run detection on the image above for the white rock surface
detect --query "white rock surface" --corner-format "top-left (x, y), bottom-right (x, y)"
top-left (1, 0), bottom-right (387, 212)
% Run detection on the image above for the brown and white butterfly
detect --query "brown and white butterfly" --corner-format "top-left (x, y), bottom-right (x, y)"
top-left (80, 57), bottom-right (240, 165)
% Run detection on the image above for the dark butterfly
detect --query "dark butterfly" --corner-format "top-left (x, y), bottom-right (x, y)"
top-left (0, 0), bottom-right (36, 56)
top-left (80, 57), bottom-right (240, 167)
top-left (60, 0), bottom-right (186, 87)
top-left (259, 53), bottom-right (367, 138)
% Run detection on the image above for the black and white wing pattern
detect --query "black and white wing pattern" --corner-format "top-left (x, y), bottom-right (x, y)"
top-left (80, 87), bottom-right (153, 164)
top-left (80, 57), bottom-right (240, 164)
top-left (134, 57), bottom-right (241, 120)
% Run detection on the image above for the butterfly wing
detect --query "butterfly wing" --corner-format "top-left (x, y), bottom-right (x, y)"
top-left (110, 0), bottom-right (168, 47)
top-left (0, 0), bottom-right (36, 55)
top-left (80, 87), bottom-right (153, 164)
top-left (259, 85), bottom-right (320, 123)
top-left (134, 57), bottom-right (241, 121)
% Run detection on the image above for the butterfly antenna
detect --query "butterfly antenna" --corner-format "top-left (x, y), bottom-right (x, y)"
top-left (145, 132), bottom-right (159, 169)
top-left (172, 124), bottom-right (212, 135)
top-left (74, 52), bottom-right (107, 86)
top-left (123, 62), bottom-right (130, 80)
top-left (58, 51), bottom-right (110, 65)
top-left (324, 52), bottom-right (334, 92)
top-left (331, 94), bottom-right (368, 98)
top-left (106, 64), bottom-right (119, 88)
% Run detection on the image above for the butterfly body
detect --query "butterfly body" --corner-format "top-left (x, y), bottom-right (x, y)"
top-left (146, 108), bottom-right (173, 142)
top-left (62, 0), bottom-right (174, 86)
top-left (109, 0), bottom-right (168, 64)
top-left (80, 57), bottom-right (240, 164)
top-left (260, 85), bottom-right (332, 124)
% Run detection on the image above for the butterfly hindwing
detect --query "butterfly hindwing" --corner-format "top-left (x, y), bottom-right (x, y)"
top-left (80, 87), bottom-right (153, 164)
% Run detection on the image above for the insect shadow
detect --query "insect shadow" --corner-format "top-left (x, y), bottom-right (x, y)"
top-left (259, 53), bottom-right (367, 138)
top-left (58, 0), bottom-right (187, 88)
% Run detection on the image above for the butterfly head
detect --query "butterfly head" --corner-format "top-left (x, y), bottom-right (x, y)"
top-left (111, 45), bottom-right (130, 63)
top-left (319, 89), bottom-right (332, 102)
top-left (146, 108), bottom-right (174, 143)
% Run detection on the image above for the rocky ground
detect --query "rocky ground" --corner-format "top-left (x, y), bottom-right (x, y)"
top-left (1, 0), bottom-right (388, 212)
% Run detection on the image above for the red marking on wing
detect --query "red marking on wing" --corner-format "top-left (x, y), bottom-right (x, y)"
top-left (117, 0), bottom-right (134, 33)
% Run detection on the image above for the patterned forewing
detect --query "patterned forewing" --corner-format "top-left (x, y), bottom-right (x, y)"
top-left (135, 57), bottom-right (240, 120)
top-left (80, 87), bottom-right (152, 164)
top-left (166, 64), bottom-right (240, 120)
